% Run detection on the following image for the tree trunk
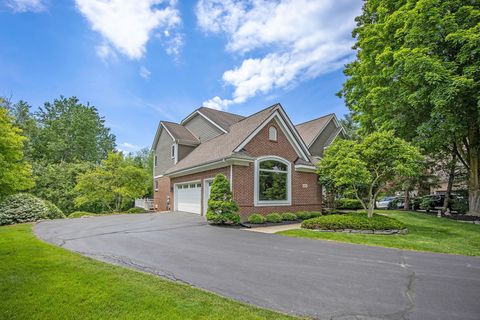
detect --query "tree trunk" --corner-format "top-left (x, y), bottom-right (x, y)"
top-left (467, 124), bottom-right (480, 216)
top-left (404, 190), bottom-right (410, 211)
top-left (443, 152), bottom-right (456, 213)
top-left (367, 198), bottom-right (375, 218)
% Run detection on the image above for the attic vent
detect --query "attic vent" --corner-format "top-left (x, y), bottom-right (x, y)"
top-left (269, 126), bottom-right (277, 141)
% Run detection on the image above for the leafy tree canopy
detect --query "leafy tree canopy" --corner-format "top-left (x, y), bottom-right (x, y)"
top-left (0, 106), bottom-right (34, 198)
top-left (317, 131), bottom-right (424, 217)
top-left (75, 152), bottom-right (149, 212)
top-left (339, 0), bottom-right (480, 214)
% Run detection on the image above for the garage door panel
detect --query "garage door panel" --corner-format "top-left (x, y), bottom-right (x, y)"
top-left (176, 183), bottom-right (201, 214)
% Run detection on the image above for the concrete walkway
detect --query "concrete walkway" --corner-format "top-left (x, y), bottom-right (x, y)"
top-left (243, 223), bottom-right (301, 233)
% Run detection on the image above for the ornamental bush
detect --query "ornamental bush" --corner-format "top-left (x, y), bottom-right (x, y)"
top-left (337, 198), bottom-right (363, 210)
top-left (126, 207), bottom-right (146, 213)
top-left (0, 193), bottom-right (65, 225)
top-left (281, 212), bottom-right (297, 221)
top-left (247, 213), bottom-right (267, 224)
top-left (295, 211), bottom-right (311, 220)
top-left (206, 174), bottom-right (240, 225)
top-left (68, 211), bottom-right (94, 218)
top-left (309, 211), bottom-right (322, 218)
top-left (301, 212), bottom-right (405, 231)
top-left (266, 213), bottom-right (282, 223)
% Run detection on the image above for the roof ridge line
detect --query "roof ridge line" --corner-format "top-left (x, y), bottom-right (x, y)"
top-left (295, 113), bottom-right (334, 126)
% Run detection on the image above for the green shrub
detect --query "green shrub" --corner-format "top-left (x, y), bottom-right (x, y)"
top-left (68, 211), bottom-right (94, 218)
top-left (295, 211), bottom-right (311, 220)
top-left (126, 207), bottom-right (146, 214)
top-left (266, 213), bottom-right (282, 223)
top-left (420, 196), bottom-right (435, 212)
top-left (247, 213), bottom-right (267, 224)
top-left (337, 198), bottom-right (363, 210)
top-left (281, 212), bottom-right (297, 221)
top-left (206, 174), bottom-right (240, 225)
top-left (43, 200), bottom-right (65, 219)
top-left (452, 196), bottom-right (468, 214)
top-left (301, 212), bottom-right (405, 230)
top-left (0, 193), bottom-right (65, 225)
top-left (309, 211), bottom-right (322, 218)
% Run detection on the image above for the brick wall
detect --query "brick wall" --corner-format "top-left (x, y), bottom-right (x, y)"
top-left (153, 176), bottom-right (171, 212)
top-left (233, 118), bottom-right (322, 218)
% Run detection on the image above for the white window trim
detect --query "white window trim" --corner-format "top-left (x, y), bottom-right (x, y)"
top-left (171, 143), bottom-right (178, 163)
top-left (254, 155), bottom-right (292, 206)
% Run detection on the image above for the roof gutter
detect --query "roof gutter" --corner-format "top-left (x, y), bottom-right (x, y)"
top-left (166, 155), bottom-right (253, 178)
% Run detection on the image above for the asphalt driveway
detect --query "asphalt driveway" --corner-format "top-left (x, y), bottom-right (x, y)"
top-left (35, 212), bottom-right (480, 320)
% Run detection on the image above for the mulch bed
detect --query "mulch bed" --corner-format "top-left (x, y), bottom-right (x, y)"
top-left (242, 220), bottom-right (302, 228)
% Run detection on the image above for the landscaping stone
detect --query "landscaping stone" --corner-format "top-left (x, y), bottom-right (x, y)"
top-left (308, 228), bottom-right (409, 235)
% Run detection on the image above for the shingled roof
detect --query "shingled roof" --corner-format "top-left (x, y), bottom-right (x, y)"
top-left (195, 107), bottom-right (246, 132)
top-left (295, 113), bottom-right (334, 146)
top-left (165, 104), bottom-right (280, 175)
top-left (160, 121), bottom-right (199, 145)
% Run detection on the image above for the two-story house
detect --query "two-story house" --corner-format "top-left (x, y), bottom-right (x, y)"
top-left (151, 103), bottom-right (345, 219)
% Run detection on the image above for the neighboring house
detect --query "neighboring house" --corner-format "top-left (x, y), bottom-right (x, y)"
top-left (152, 103), bottom-right (345, 218)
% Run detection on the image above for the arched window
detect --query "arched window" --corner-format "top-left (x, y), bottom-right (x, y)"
top-left (268, 126), bottom-right (277, 141)
top-left (255, 156), bottom-right (291, 205)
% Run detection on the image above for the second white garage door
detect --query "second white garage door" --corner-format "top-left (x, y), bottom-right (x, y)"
top-left (175, 182), bottom-right (202, 214)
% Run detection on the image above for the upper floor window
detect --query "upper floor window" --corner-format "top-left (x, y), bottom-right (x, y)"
top-left (171, 144), bottom-right (176, 159)
top-left (268, 126), bottom-right (277, 141)
top-left (154, 155), bottom-right (158, 167)
top-left (255, 156), bottom-right (291, 206)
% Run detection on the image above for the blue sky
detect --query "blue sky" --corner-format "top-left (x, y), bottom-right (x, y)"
top-left (0, 0), bottom-right (362, 152)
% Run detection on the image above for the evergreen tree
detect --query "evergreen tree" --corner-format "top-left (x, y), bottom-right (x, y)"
top-left (206, 174), bottom-right (240, 224)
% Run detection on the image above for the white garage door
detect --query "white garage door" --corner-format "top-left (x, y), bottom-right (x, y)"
top-left (176, 182), bottom-right (202, 214)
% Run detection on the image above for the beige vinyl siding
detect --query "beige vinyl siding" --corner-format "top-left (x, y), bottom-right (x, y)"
top-left (309, 120), bottom-right (337, 157)
top-left (178, 144), bottom-right (196, 162)
top-left (184, 114), bottom-right (224, 142)
top-left (154, 129), bottom-right (175, 176)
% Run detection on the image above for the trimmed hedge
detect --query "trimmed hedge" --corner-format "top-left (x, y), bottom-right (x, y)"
top-left (266, 213), bottom-right (282, 223)
top-left (295, 211), bottom-right (311, 220)
top-left (247, 213), bottom-right (267, 224)
top-left (0, 193), bottom-right (65, 225)
top-left (301, 212), bottom-right (405, 231)
top-left (281, 212), bottom-right (297, 221)
top-left (337, 198), bottom-right (363, 210)
top-left (309, 211), bottom-right (322, 218)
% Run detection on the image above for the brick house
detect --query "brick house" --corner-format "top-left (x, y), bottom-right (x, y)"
top-left (152, 103), bottom-right (345, 219)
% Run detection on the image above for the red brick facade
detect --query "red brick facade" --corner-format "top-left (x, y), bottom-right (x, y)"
top-left (154, 118), bottom-right (322, 220)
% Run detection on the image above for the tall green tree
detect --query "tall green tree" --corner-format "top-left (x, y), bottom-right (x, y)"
top-left (0, 105), bottom-right (34, 198)
top-left (32, 161), bottom-right (94, 213)
top-left (339, 0), bottom-right (480, 214)
top-left (317, 131), bottom-right (423, 217)
top-left (127, 148), bottom-right (154, 198)
top-left (75, 152), bottom-right (149, 211)
top-left (34, 96), bottom-right (116, 163)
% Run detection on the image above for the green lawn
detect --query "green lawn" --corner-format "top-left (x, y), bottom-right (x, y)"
top-left (278, 210), bottom-right (480, 256)
top-left (0, 224), bottom-right (297, 320)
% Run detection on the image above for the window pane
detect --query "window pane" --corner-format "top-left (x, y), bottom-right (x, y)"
top-left (259, 171), bottom-right (287, 201)
top-left (259, 160), bottom-right (287, 171)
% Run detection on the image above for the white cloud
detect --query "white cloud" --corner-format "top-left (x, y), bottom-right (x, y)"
top-left (119, 142), bottom-right (140, 149)
top-left (75, 0), bottom-right (182, 60)
top-left (196, 0), bottom-right (361, 110)
top-left (139, 66), bottom-right (151, 79)
top-left (5, 0), bottom-right (46, 12)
